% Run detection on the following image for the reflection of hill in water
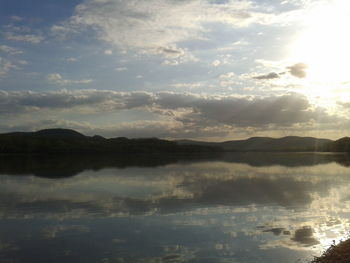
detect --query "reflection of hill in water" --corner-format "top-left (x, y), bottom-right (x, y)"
top-left (0, 153), bottom-right (221, 178)
top-left (0, 152), bottom-right (349, 178)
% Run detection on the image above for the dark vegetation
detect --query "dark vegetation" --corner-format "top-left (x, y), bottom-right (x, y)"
top-left (179, 136), bottom-right (350, 152)
top-left (178, 136), bottom-right (334, 152)
top-left (0, 128), bottom-right (350, 153)
top-left (0, 128), bottom-right (220, 154)
top-left (311, 239), bottom-right (350, 263)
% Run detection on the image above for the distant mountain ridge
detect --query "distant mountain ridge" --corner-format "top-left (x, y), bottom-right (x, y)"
top-left (177, 136), bottom-right (334, 152)
top-left (0, 128), bottom-right (349, 153)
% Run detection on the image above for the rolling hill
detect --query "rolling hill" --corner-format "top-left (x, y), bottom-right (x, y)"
top-left (177, 136), bottom-right (333, 152)
top-left (1, 128), bottom-right (350, 153)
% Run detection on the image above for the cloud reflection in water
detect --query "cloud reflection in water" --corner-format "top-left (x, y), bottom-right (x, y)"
top-left (1, 153), bottom-right (350, 263)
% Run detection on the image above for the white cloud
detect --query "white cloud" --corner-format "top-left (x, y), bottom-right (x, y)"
top-left (10, 16), bottom-right (24, 22)
top-left (57, 0), bottom-right (277, 56)
top-left (161, 47), bottom-right (198, 65)
top-left (115, 67), bottom-right (127, 72)
top-left (0, 45), bottom-right (23, 55)
top-left (104, 49), bottom-right (113, 55)
top-left (171, 82), bottom-right (203, 89)
top-left (66, 57), bottom-right (78, 62)
top-left (50, 25), bottom-right (77, 40)
top-left (47, 73), bottom-right (93, 85)
top-left (0, 57), bottom-right (17, 77)
top-left (18, 60), bottom-right (28, 65)
top-left (219, 72), bottom-right (235, 79)
top-left (212, 60), bottom-right (221, 67)
top-left (4, 32), bottom-right (44, 44)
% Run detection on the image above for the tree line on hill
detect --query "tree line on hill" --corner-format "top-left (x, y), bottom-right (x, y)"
top-left (0, 128), bottom-right (350, 153)
top-left (0, 129), bottom-right (220, 154)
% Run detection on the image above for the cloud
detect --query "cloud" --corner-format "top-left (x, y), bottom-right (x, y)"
top-left (0, 45), bottom-right (23, 55)
top-left (156, 92), bottom-right (334, 127)
top-left (219, 72), bottom-right (235, 79)
top-left (252, 72), bottom-right (279, 80)
top-left (287, 63), bottom-right (308, 78)
top-left (104, 49), bottom-right (113, 55)
top-left (262, 227), bottom-right (288, 236)
top-left (160, 46), bottom-right (198, 65)
top-left (0, 90), bottom-right (155, 115)
top-left (115, 67), bottom-right (127, 72)
top-left (0, 90), bottom-right (344, 140)
top-left (66, 57), bottom-right (78, 62)
top-left (212, 60), bottom-right (221, 67)
top-left (337, 101), bottom-right (350, 109)
top-left (4, 32), bottom-right (44, 44)
top-left (47, 73), bottom-right (93, 85)
top-left (158, 46), bottom-right (185, 58)
top-left (10, 16), bottom-right (24, 22)
top-left (56, 0), bottom-right (276, 56)
top-left (97, 120), bottom-right (227, 139)
top-left (291, 226), bottom-right (319, 246)
top-left (0, 57), bottom-right (17, 76)
top-left (0, 90), bottom-right (336, 130)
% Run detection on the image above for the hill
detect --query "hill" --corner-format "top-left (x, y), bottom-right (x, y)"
top-left (33, 128), bottom-right (86, 138)
top-left (0, 129), bottom-right (219, 154)
top-left (330, 137), bottom-right (350, 152)
top-left (177, 136), bottom-right (333, 152)
top-left (2, 128), bottom-right (350, 153)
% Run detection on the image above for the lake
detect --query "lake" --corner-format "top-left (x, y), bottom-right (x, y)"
top-left (1, 152), bottom-right (350, 263)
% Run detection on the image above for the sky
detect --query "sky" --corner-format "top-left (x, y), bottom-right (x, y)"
top-left (1, 0), bottom-right (350, 140)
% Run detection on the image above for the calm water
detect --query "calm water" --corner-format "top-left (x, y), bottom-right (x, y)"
top-left (1, 153), bottom-right (350, 263)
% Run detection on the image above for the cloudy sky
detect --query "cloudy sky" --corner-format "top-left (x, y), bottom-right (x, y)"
top-left (1, 0), bottom-right (350, 140)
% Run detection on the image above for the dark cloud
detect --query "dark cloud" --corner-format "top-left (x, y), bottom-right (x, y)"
top-left (170, 93), bottom-right (333, 127)
top-left (0, 90), bottom-right (339, 138)
top-left (291, 226), bottom-right (319, 246)
top-left (252, 72), bottom-right (279, 80)
top-left (262, 227), bottom-right (286, 236)
top-left (287, 63), bottom-right (308, 78)
top-left (0, 90), bottom-right (154, 115)
top-left (159, 47), bottom-right (185, 57)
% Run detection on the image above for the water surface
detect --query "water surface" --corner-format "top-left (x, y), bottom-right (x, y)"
top-left (1, 153), bottom-right (350, 263)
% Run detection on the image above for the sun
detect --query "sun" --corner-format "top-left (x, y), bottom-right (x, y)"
top-left (290, 0), bottom-right (350, 84)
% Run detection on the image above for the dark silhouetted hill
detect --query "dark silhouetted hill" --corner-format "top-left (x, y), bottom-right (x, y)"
top-left (33, 128), bottom-right (86, 138)
top-left (178, 136), bottom-right (333, 152)
top-left (2, 128), bottom-right (350, 153)
top-left (331, 137), bottom-right (350, 152)
top-left (0, 129), bottom-right (219, 154)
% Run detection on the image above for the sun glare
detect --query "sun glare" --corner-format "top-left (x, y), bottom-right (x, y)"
top-left (290, 0), bottom-right (350, 85)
